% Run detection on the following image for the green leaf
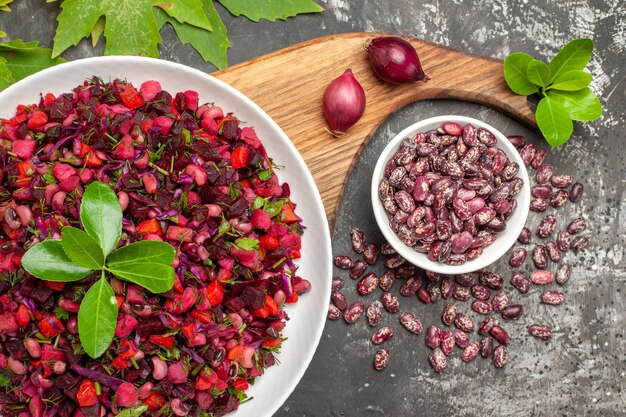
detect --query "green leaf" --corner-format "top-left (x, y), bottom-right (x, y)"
top-left (503, 52), bottom-right (538, 96)
top-left (0, 39), bottom-right (65, 88)
top-left (264, 200), bottom-right (284, 218)
top-left (0, 0), bottom-right (12, 12)
top-left (218, 0), bottom-right (323, 22)
top-left (107, 240), bottom-right (175, 267)
top-left (21, 240), bottom-right (92, 282)
top-left (549, 38), bottom-right (593, 83)
top-left (234, 237), bottom-right (259, 251)
top-left (78, 276), bottom-right (117, 359)
top-left (117, 406), bottom-right (149, 417)
top-left (547, 70), bottom-right (592, 91)
top-left (107, 263), bottom-right (174, 294)
top-left (61, 226), bottom-right (105, 269)
top-left (155, 0), bottom-right (229, 69)
top-left (90, 16), bottom-right (105, 47)
top-left (536, 96), bottom-right (574, 147)
top-left (80, 182), bottom-right (122, 256)
top-left (52, 0), bottom-right (212, 58)
top-left (526, 59), bottom-right (551, 87)
top-left (0, 57), bottom-right (14, 91)
top-left (547, 88), bottom-right (602, 122)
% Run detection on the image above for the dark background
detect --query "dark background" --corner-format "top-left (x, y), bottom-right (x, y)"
top-left (1, 1), bottom-right (624, 416)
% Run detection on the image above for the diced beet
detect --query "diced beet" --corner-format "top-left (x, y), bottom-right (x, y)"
top-left (140, 80), bottom-right (162, 101)
top-left (12, 139), bottom-right (37, 159)
top-left (221, 120), bottom-right (239, 141)
top-left (240, 287), bottom-right (266, 310)
top-left (4, 339), bottom-right (28, 360)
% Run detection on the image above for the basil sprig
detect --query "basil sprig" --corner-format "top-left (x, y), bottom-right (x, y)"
top-left (504, 38), bottom-right (602, 147)
top-left (22, 182), bottom-right (176, 359)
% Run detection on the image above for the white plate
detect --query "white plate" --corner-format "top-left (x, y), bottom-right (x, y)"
top-left (0, 56), bottom-right (332, 417)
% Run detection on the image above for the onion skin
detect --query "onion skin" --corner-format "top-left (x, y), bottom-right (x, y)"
top-left (366, 36), bottom-right (429, 84)
top-left (323, 69), bottom-right (366, 137)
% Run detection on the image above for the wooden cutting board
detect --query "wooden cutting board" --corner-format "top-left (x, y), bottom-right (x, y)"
top-left (213, 32), bottom-right (536, 230)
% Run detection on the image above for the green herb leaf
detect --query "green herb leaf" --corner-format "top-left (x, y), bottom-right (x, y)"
top-left (264, 200), bottom-right (284, 218)
top-left (0, 39), bottom-right (65, 90)
top-left (548, 38), bottom-right (593, 83)
top-left (526, 59), bottom-right (551, 87)
top-left (107, 263), bottom-right (175, 294)
top-left (535, 96), bottom-right (574, 147)
top-left (61, 226), bottom-right (105, 269)
top-left (0, 373), bottom-right (10, 388)
top-left (218, 0), bottom-right (323, 22)
top-left (252, 196), bottom-right (266, 210)
top-left (107, 240), bottom-right (175, 267)
top-left (234, 237), bottom-right (259, 251)
top-left (546, 70), bottom-right (592, 92)
top-left (503, 52), bottom-right (538, 95)
top-left (0, 57), bottom-right (14, 91)
top-left (78, 276), bottom-right (118, 359)
top-left (117, 406), bottom-right (149, 417)
top-left (21, 240), bottom-right (92, 282)
top-left (80, 182), bottom-right (122, 256)
top-left (547, 87), bottom-right (602, 122)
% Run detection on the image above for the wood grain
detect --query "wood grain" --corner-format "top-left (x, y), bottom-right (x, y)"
top-left (213, 32), bottom-right (536, 229)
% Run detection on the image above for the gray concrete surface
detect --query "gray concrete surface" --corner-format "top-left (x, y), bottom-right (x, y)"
top-left (1, 0), bottom-right (624, 416)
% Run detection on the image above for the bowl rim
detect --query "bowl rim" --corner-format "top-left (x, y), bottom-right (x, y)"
top-left (371, 114), bottom-right (530, 274)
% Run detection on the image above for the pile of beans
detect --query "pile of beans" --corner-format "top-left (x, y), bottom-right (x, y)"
top-left (378, 122), bottom-right (524, 265)
top-left (329, 133), bottom-right (588, 373)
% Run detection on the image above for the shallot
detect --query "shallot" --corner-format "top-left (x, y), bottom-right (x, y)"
top-left (323, 69), bottom-right (366, 136)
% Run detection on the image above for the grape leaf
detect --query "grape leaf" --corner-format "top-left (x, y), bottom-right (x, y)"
top-left (535, 95), bottom-right (573, 147)
top-left (52, 0), bottom-right (212, 58)
top-left (547, 88), bottom-right (602, 122)
top-left (218, 0), bottom-right (323, 22)
top-left (0, 40), bottom-right (65, 86)
top-left (155, 0), bottom-right (229, 69)
top-left (0, 57), bottom-right (14, 90)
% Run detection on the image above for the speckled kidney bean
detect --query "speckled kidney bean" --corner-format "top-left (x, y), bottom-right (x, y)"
top-left (473, 207), bottom-right (496, 226)
top-left (546, 241), bottom-right (560, 262)
top-left (567, 217), bottom-right (587, 235)
top-left (492, 291), bottom-right (509, 312)
top-left (450, 330), bottom-right (468, 350)
top-left (489, 183), bottom-right (511, 203)
top-left (479, 271), bottom-right (504, 290)
top-left (569, 182), bottom-right (583, 202)
top-left (453, 285), bottom-right (472, 301)
top-left (332, 277), bottom-right (344, 291)
top-left (396, 265), bottom-right (416, 278)
top-left (331, 291), bottom-right (348, 310)
top-left (518, 227), bottom-right (532, 244)
top-left (435, 219), bottom-right (452, 241)
top-left (551, 174), bottom-right (573, 188)
top-left (530, 269), bottom-right (554, 285)
top-left (440, 330), bottom-right (455, 356)
top-left (343, 301), bottom-right (364, 324)
top-left (384, 254), bottom-right (405, 269)
top-left (502, 162), bottom-right (519, 181)
top-left (480, 337), bottom-right (494, 357)
top-left (426, 325), bottom-right (441, 349)
top-left (542, 291), bottom-right (565, 305)
top-left (507, 135), bottom-right (525, 148)
top-left (511, 272), bottom-right (531, 294)
top-left (570, 235), bottom-right (589, 251)
top-left (455, 273), bottom-right (475, 287)
top-left (426, 282), bottom-right (443, 302)
top-left (366, 302), bottom-right (383, 327)
top-left (520, 143), bottom-right (536, 166)
top-left (400, 277), bottom-right (421, 297)
top-left (357, 273), bottom-right (379, 295)
top-left (532, 245), bottom-right (549, 268)
top-left (531, 147), bottom-right (547, 168)
top-left (380, 242), bottom-right (396, 255)
top-left (550, 189), bottom-right (569, 207)
top-left (417, 287), bottom-right (431, 304)
top-left (557, 231), bottom-right (571, 251)
top-left (379, 270), bottom-right (396, 292)
top-left (382, 196), bottom-right (399, 215)
top-left (537, 215), bottom-right (557, 238)
top-left (489, 325), bottom-right (510, 345)
top-left (528, 324), bottom-right (552, 340)
top-left (334, 255), bottom-right (353, 269)
top-left (327, 304), bottom-right (341, 320)
top-left (530, 198), bottom-right (548, 212)
top-left (493, 199), bottom-right (511, 215)
top-left (350, 227), bottom-right (366, 253)
top-left (472, 299), bottom-right (493, 315)
top-left (471, 284), bottom-right (491, 301)
top-left (381, 292), bottom-right (400, 313)
top-left (493, 345), bottom-right (509, 368)
top-left (461, 123), bottom-right (477, 146)
top-left (478, 317), bottom-right (496, 335)
top-left (555, 263), bottom-right (572, 285)
top-left (379, 178), bottom-right (392, 200)
top-left (500, 304), bottom-right (523, 319)
top-left (532, 185), bottom-right (553, 199)
top-left (449, 231), bottom-right (473, 254)
top-left (363, 243), bottom-right (380, 265)
top-left (460, 342), bottom-right (480, 363)
top-left (399, 312), bottom-right (423, 334)
top-left (465, 197), bottom-right (486, 213)
top-left (509, 248), bottom-right (527, 267)
top-left (437, 240), bottom-right (452, 263)
top-left (440, 277), bottom-right (455, 299)
top-left (388, 166), bottom-right (406, 187)
top-left (454, 313), bottom-right (474, 333)
top-left (394, 190), bottom-right (415, 213)
top-left (510, 177), bottom-right (524, 195)
top-left (349, 260), bottom-right (367, 279)
top-left (441, 303), bottom-right (458, 326)
top-left (535, 164), bottom-right (554, 185)
top-left (429, 348), bottom-right (448, 373)
top-left (371, 326), bottom-right (394, 345)
top-left (373, 348), bottom-right (390, 371)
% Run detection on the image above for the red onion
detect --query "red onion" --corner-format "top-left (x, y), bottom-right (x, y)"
top-left (323, 69), bottom-right (366, 136)
top-left (366, 36), bottom-right (429, 84)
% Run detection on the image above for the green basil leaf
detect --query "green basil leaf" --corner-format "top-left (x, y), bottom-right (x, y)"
top-left (536, 96), bottom-right (574, 147)
top-left (80, 182), bottom-right (122, 256)
top-left (547, 70), bottom-right (592, 91)
top-left (117, 406), bottom-right (149, 417)
top-left (526, 59), bottom-right (551, 87)
top-left (107, 240), bottom-right (175, 267)
top-left (549, 38), bottom-right (593, 83)
top-left (547, 87), bottom-right (602, 122)
top-left (78, 277), bottom-right (117, 359)
top-left (107, 263), bottom-right (175, 294)
top-left (503, 52), bottom-right (538, 95)
top-left (61, 226), bottom-right (105, 269)
top-left (21, 240), bottom-right (92, 282)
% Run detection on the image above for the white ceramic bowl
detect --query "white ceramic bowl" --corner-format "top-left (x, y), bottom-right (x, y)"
top-left (371, 115), bottom-right (530, 275)
top-left (0, 57), bottom-right (332, 417)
